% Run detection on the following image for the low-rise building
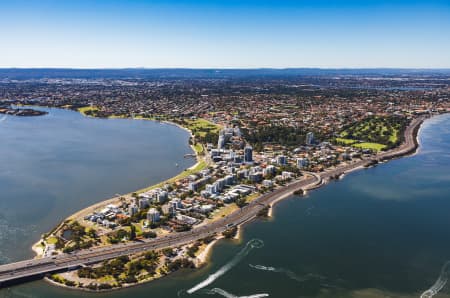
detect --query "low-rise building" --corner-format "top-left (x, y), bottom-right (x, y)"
top-left (262, 180), bottom-right (274, 187)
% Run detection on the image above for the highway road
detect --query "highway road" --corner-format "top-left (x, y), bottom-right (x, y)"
top-left (0, 115), bottom-right (426, 287)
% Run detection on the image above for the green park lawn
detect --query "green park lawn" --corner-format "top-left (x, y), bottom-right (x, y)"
top-left (77, 106), bottom-right (99, 116)
top-left (46, 236), bottom-right (59, 245)
top-left (193, 143), bottom-right (204, 154)
top-left (336, 116), bottom-right (407, 151)
top-left (137, 160), bottom-right (208, 194)
top-left (335, 137), bottom-right (358, 145)
top-left (352, 142), bottom-right (387, 151)
top-left (335, 138), bottom-right (386, 151)
top-left (184, 118), bottom-right (221, 138)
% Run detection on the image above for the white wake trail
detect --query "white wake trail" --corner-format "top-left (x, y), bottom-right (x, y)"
top-left (0, 115), bottom-right (7, 123)
top-left (186, 239), bottom-right (264, 294)
top-left (420, 261), bottom-right (450, 298)
top-left (205, 288), bottom-right (269, 298)
top-left (249, 264), bottom-right (307, 282)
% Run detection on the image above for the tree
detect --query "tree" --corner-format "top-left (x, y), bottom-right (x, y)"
top-left (187, 244), bottom-right (200, 258)
top-left (116, 229), bottom-right (128, 239)
top-left (142, 231), bottom-right (157, 239)
top-left (130, 225), bottom-right (136, 240)
top-left (222, 226), bottom-right (238, 239)
top-left (144, 250), bottom-right (159, 261)
top-left (175, 224), bottom-right (191, 232)
top-left (235, 197), bottom-right (247, 208)
top-left (162, 248), bottom-right (175, 257)
top-left (257, 206), bottom-right (270, 217)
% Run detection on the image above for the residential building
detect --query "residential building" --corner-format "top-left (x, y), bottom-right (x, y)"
top-left (128, 204), bottom-right (138, 216)
top-left (147, 208), bottom-right (160, 223)
top-left (297, 157), bottom-right (309, 168)
top-left (244, 145), bottom-right (253, 163)
top-left (306, 132), bottom-right (315, 145)
top-left (276, 155), bottom-right (287, 165)
top-left (138, 198), bottom-right (150, 209)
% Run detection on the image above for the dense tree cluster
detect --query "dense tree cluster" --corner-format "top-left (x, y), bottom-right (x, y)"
top-left (61, 221), bottom-right (97, 253)
top-left (166, 258), bottom-right (195, 272)
top-left (186, 242), bottom-right (201, 258)
top-left (341, 116), bottom-right (409, 148)
top-left (174, 224), bottom-right (192, 232)
top-left (78, 256), bottom-right (130, 279)
top-left (244, 126), bottom-right (308, 148)
top-left (222, 226), bottom-right (238, 239)
top-left (77, 251), bottom-right (161, 285)
top-left (257, 206), bottom-right (270, 217)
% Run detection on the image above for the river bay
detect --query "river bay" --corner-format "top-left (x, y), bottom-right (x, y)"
top-left (0, 107), bottom-right (195, 263)
top-left (1, 113), bottom-right (450, 298)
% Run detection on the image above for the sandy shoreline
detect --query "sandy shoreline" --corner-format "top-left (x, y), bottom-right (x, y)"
top-left (196, 236), bottom-right (224, 265)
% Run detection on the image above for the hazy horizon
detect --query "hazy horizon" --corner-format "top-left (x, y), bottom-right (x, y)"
top-left (1, 67), bottom-right (450, 70)
top-left (1, 0), bottom-right (450, 69)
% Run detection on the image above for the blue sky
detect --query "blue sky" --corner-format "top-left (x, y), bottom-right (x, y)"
top-left (1, 0), bottom-right (449, 68)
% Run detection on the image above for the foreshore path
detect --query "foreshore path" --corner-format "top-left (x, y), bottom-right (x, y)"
top-left (0, 115), bottom-right (427, 288)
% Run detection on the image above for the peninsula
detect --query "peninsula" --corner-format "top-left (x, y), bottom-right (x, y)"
top-left (0, 111), bottom-right (436, 291)
top-left (0, 70), bottom-right (449, 291)
top-left (0, 106), bottom-right (47, 116)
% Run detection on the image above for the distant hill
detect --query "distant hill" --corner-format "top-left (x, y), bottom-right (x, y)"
top-left (1, 68), bottom-right (450, 80)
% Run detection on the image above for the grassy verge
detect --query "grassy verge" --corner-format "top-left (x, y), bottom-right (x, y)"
top-left (46, 236), bottom-right (59, 245)
top-left (246, 192), bottom-right (260, 202)
top-left (77, 106), bottom-right (99, 116)
top-left (193, 143), bottom-right (204, 154)
top-left (353, 142), bottom-right (387, 151)
top-left (137, 160), bottom-right (208, 193)
top-left (108, 114), bottom-right (127, 119)
top-left (335, 137), bottom-right (386, 151)
top-left (133, 115), bottom-right (157, 120)
top-left (208, 204), bottom-right (239, 222)
top-left (335, 137), bottom-right (358, 145)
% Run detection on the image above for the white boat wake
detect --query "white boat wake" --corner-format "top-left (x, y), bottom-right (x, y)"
top-left (249, 263), bottom-right (339, 289)
top-left (0, 115), bottom-right (7, 123)
top-left (420, 261), bottom-right (450, 298)
top-left (204, 288), bottom-right (269, 298)
top-left (249, 264), bottom-right (307, 282)
top-left (186, 239), bottom-right (264, 294)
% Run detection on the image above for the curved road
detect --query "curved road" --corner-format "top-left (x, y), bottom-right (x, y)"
top-left (0, 115), bottom-right (426, 287)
